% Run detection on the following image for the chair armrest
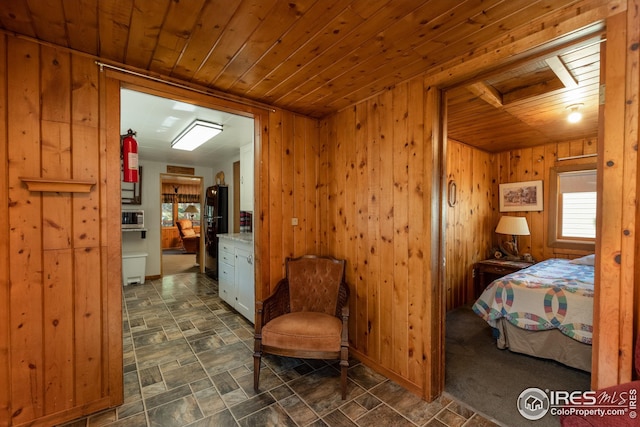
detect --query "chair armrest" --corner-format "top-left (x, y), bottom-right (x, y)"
top-left (256, 278), bottom-right (290, 331)
top-left (336, 281), bottom-right (350, 318)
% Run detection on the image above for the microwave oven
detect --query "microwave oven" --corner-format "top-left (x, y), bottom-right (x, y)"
top-left (122, 210), bottom-right (144, 229)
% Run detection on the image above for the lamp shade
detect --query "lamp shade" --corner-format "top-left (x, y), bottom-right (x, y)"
top-left (184, 205), bottom-right (199, 214)
top-left (495, 216), bottom-right (530, 236)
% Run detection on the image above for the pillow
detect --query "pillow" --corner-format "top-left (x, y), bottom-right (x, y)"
top-left (570, 254), bottom-right (595, 266)
top-left (182, 228), bottom-right (196, 237)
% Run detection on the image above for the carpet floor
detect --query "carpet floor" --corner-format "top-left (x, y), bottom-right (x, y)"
top-left (444, 304), bottom-right (591, 427)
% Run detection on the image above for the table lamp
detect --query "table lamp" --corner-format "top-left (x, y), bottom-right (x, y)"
top-left (495, 216), bottom-right (530, 259)
top-left (184, 204), bottom-right (199, 221)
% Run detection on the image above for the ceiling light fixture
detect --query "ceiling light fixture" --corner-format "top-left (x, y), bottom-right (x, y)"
top-left (171, 119), bottom-right (223, 151)
top-left (566, 104), bottom-right (583, 124)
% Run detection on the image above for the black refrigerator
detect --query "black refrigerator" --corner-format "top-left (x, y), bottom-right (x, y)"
top-left (204, 185), bottom-right (228, 278)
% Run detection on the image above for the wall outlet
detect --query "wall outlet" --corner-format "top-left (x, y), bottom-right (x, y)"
top-left (291, 218), bottom-right (298, 226)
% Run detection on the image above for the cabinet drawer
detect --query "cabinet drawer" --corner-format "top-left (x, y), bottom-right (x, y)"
top-left (219, 249), bottom-right (235, 266)
top-left (219, 263), bottom-right (234, 284)
top-left (481, 265), bottom-right (515, 275)
top-left (220, 241), bottom-right (234, 254)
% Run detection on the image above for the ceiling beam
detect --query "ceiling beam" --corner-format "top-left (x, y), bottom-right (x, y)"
top-left (466, 82), bottom-right (503, 108)
top-left (544, 56), bottom-right (579, 88)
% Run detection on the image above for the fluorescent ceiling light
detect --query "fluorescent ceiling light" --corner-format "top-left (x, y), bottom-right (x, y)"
top-left (171, 120), bottom-right (223, 151)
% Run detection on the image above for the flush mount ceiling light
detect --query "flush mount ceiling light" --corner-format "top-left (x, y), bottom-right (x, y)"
top-left (566, 104), bottom-right (584, 124)
top-left (171, 119), bottom-right (223, 151)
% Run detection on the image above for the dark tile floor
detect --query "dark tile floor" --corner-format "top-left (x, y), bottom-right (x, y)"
top-left (60, 273), bottom-right (502, 427)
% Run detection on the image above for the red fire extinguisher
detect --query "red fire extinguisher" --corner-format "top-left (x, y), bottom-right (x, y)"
top-left (122, 129), bottom-right (139, 183)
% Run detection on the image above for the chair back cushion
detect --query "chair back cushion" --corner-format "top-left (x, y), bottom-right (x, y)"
top-left (287, 256), bottom-right (345, 315)
top-left (176, 219), bottom-right (193, 236)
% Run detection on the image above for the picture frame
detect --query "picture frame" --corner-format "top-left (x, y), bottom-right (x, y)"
top-left (499, 180), bottom-right (543, 212)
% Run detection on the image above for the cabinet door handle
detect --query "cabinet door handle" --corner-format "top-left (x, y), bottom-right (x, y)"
top-left (248, 254), bottom-right (253, 265)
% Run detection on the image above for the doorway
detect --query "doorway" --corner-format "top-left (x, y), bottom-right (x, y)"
top-left (441, 33), bottom-right (601, 423)
top-left (160, 173), bottom-right (203, 276)
top-left (119, 86), bottom-right (255, 281)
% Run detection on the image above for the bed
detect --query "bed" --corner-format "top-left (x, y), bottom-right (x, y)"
top-left (472, 256), bottom-right (594, 372)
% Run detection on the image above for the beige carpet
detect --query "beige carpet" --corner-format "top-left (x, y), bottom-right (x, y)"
top-left (162, 251), bottom-right (199, 276)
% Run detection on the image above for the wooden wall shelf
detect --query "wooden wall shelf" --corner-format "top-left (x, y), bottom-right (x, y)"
top-left (20, 177), bottom-right (96, 193)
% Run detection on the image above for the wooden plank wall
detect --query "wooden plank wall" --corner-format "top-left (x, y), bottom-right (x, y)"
top-left (444, 137), bottom-right (598, 312)
top-left (593, 10), bottom-right (638, 388)
top-left (445, 140), bottom-right (494, 311)
top-left (319, 77), bottom-right (437, 397)
top-left (494, 137), bottom-right (598, 262)
top-left (0, 35), bottom-right (122, 427)
top-left (263, 109), bottom-right (321, 294)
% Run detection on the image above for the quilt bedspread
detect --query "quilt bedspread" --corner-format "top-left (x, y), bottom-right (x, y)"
top-left (472, 258), bottom-right (594, 344)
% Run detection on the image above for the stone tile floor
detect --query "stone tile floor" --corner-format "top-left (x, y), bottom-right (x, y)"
top-left (60, 273), bottom-right (502, 427)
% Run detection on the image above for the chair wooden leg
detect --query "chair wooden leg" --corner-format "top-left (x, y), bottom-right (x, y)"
top-left (253, 352), bottom-right (262, 392)
top-left (340, 352), bottom-right (349, 400)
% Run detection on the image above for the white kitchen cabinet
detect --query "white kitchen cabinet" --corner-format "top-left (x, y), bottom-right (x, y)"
top-left (234, 247), bottom-right (255, 323)
top-left (218, 236), bottom-right (255, 323)
top-left (218, 241), bottom-right (235, 304)
top-left (240, 143), bottom-right (254, 212)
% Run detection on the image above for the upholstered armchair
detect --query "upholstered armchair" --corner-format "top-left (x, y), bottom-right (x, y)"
top-left (175, 219), bottom-right (200, 254)
top-left (560, 333), bottom-right (640, 426)
top-left (253, 255), bottom-right (350, 399)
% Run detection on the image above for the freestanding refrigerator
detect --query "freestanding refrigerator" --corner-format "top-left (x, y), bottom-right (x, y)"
top-left (204, 185), bottom-right (228, 278)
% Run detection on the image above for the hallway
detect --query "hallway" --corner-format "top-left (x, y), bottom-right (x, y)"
top-left (60, 273), bottom-right (501, 427)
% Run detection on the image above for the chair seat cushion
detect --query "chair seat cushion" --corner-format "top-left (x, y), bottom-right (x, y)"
top-left (262, 312), bottom-right (341, 352)
top-left (182, 228), bottom-right (196, 237)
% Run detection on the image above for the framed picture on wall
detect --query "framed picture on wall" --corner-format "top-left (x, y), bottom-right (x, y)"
top-left (499, 180), bottom-right (543, 212)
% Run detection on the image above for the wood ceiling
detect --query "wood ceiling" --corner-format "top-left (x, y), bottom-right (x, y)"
top-left (447, 35), bottom-right (601, 152)
top-left (0, 0), bottom-right (606, 150)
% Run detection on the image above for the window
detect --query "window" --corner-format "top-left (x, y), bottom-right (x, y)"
top-left (161, 202), bottom-right (201, 227)
top-left (548, 164), bottom-right (597, 250)
top-left (178, 203), bottom-right (201, 226)
top-left (161, 203), bottom-right (174, 227)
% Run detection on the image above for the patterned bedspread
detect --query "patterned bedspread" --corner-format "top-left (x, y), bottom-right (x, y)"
top-left (472, 258), bottom-right (594, 344)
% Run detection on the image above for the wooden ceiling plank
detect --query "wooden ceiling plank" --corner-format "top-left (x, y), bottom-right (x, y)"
top-left (192, 0), bottom-right (279, 86)
top-left (26, 0), bottom-right (68, 47)
top-left (243, 6), bottom-right (365, 100)
top-left (0, 0), bottom-right (36, 37)
top-left (465, 82), bottom-right (504, 108)
top-left (545, 55), bottom-right (579, 88)
top-left (275, 0), bottom-right (503, 107)
top-left (413, 0), bottom-right (564, 58)
top-left (62, 0), bottom-right (99, 55)
top-left (420, 0), bottom-right (611, 87)
top-left (256, 1), bottom-right (426, 104)
top-left (226, 0), bottom-right (351, 94)
top-left (124, 0), bottom-right (171, 69)
top-left (326, 0), bottom-right (613, 114)
top-left (97, 0), bottom-right (134, 63)
top-left (170, 0), bottom-right (241, 81)
top-left (148, 0), bottom-right (207, 76)
top-left (502, 77), bottom-right (566, 105)
top-left (212, 0), bottom-right (318, 91)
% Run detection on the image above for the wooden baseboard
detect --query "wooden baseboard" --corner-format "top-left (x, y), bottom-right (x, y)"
top-left (348, 348), bottom-right (426, 400)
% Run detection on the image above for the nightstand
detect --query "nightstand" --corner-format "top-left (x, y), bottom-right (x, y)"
top-left (473, 259), bottom-right (535, 297)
